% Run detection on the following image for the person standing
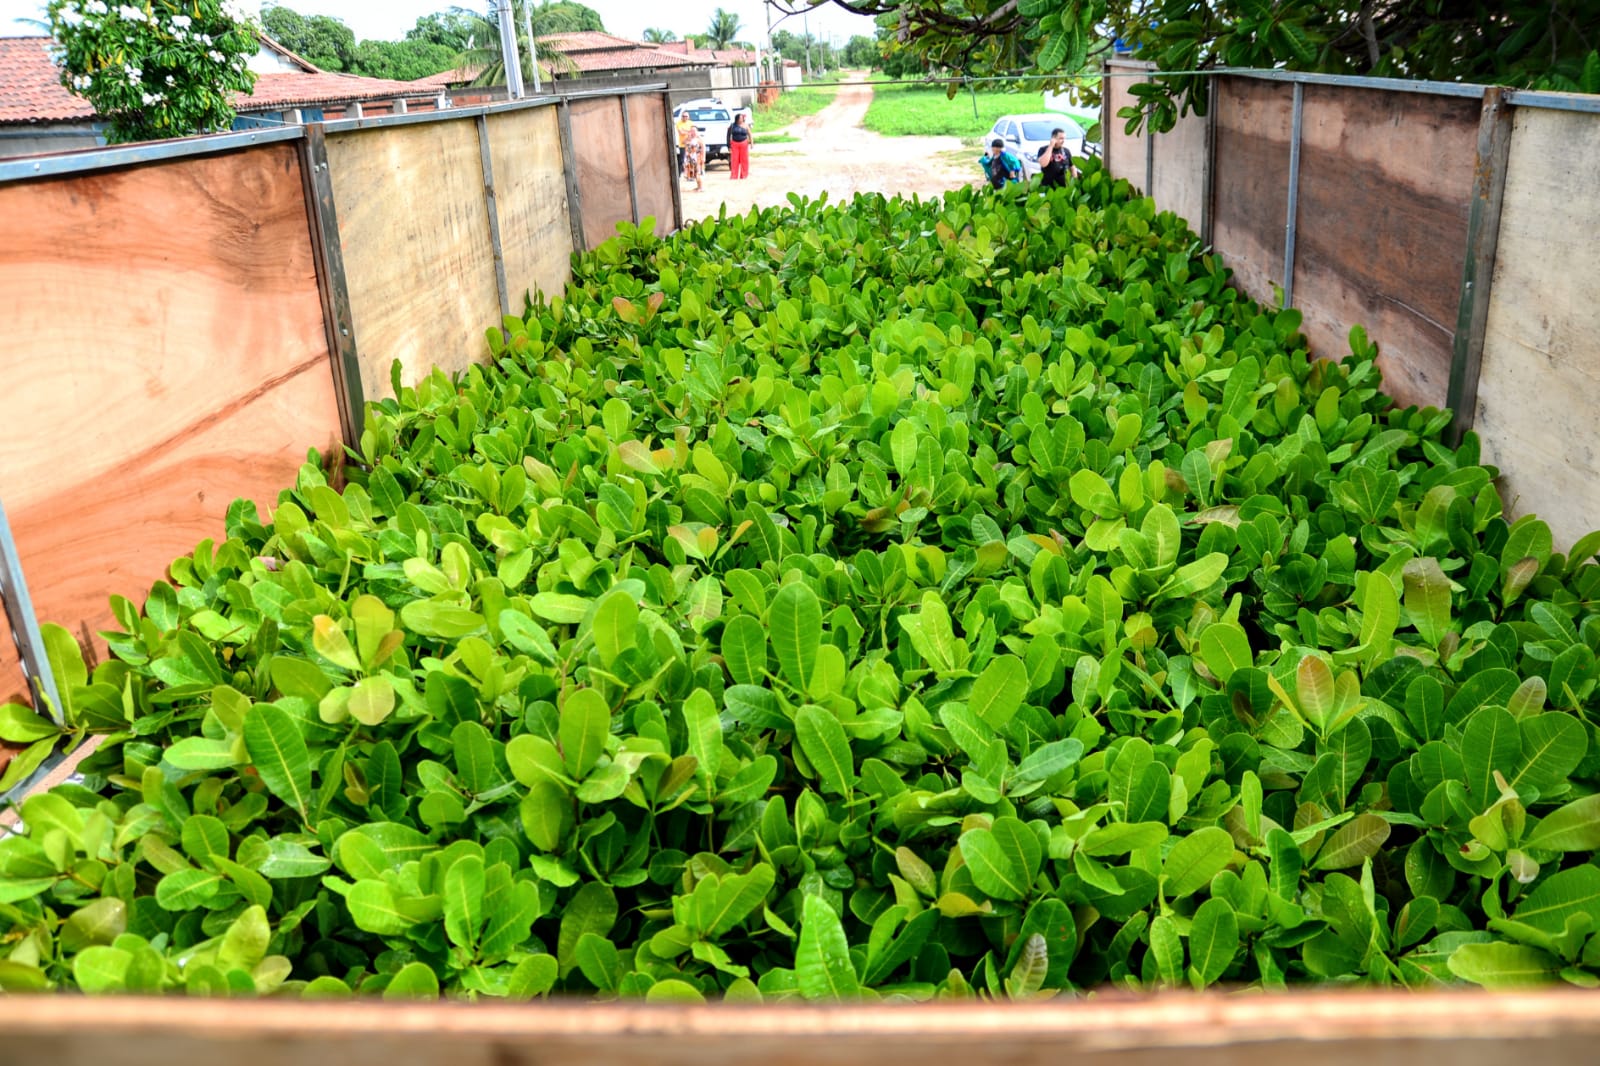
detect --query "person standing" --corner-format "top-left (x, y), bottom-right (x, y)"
top-left (676, 111), bottom-right (695, 176)
top-left (1037, 128), bottom-right (1076, 189)
top-left (979, 138), bottom-right (1023, 190)
top-left (728, 112), bottom-right (751, 180)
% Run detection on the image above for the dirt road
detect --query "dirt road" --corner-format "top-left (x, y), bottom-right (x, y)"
top-left (679, 80), bottom-right (976, 222)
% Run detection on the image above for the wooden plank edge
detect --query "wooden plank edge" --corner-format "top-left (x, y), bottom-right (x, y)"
top-left (6, 989), bottom-right (1600, 1046)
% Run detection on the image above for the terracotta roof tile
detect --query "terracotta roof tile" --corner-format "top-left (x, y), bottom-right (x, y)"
top-left (536, 35), bottom-right (710, 74)
top-left (0, 37), bottom-right (94, 124)
top-left (236, 71), bottom-right (436, 110)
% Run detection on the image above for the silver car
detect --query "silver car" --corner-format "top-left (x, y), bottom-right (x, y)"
top-left (988, 113), bottom-right (1086, 180)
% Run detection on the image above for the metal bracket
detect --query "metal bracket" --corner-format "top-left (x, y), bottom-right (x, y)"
top-left (476, 113), bottom-right (511, 318)
top-left (298, 123), bottom-right (365, 441)
top-left (620, 97), bottom-right (640, 226)
top-left (1447, 86), bottom-right (1515, 446)
top-left (0, 499), bottom-right (62, 727)
top-left (662, 90), bottom-right (684, 232)
top-left (556, 98), bottom-right (587, 251)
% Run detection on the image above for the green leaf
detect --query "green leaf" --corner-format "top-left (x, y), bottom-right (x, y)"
top-left (1523, 794), bottom-right (1600, 852)
top-left (682, 687), bottom-right (723, 785)
top-left (1154, 552), bottom-right (1228, 602)
top-left (1188, 897), bottom-right (1238, 989)
top-left (0, 703), bottom-right (62, 744)
top-left (1403, 557), bottom-right (1452, 646)
top-left (347, 676), bottom-right (396, 726)
top-left (795, 704), bottom-right (855, 796)
top-left (720, 614), bottom-right (768, 686)
top-left (1162, 826), bottom-right (1234, 899)
top-left (1513, 864), bottom-right (1600, 935)
top-left (1199, 621), bottom-right (1252, 682)
top-left (1462, 707), bottom-right (1521, 812)
top-left (444, 854), bottom-right (486, 950)
top-left (795, 894), bottom-right (860, 999)
top-left (243, 704), bottom-right (313, 821)
top-left (1510, 713), bottom-right (1587, 794)
top-left (969, 654), bottom-right (1028, 729)
top-left (72, 946), bottom-right (131, 994)
top-left (1447, 942), bottom-right (1562, 988)
top-left (574, 932), bottom-right (622, 992)
top-left (557, 882), bottom-right (617, 975)
top-left (559, 688), bottom-right (610, 779)
top-left (959, 826), bottom-right (1028, 902)
top-left (506, 954), bottom-right (559, 999)
top-left (591, 587), bottom-right (638, 668)
top-left (1312, 813), bottom-right (1391, 870)
top-left (347, 880), bottom-right (416, 935)
top-left (770, 582), bottom-right (823, 691)
top-left (384, 961), bottom-right (440, 999)
top-left (218, 905), bottom-right (270, 972)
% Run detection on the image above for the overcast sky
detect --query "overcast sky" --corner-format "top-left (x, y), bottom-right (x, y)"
top-left (0, 0), bottom-right (876, 45)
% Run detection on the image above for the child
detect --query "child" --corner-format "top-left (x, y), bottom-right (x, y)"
top-left (683, 126), bottom-right (705, 192)
top-left (979, 138), bottom-right (1023, 190)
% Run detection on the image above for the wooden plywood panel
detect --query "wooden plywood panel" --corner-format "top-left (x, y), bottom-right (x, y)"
top-left (1103, 62), bottom-right (1149, 191)
top-left (0, 143), bottom-right (342, 672)
top-left (1474, 107), bottom-right (1600, 550)
top-left (571, 97), bottom-right (633, 249)
top-left (485, 106), bottom-right (573, 310)
top-left (627, 94), bottom-right (675, 236)
top-left (1150, 104), bottom-right (1207, 229)
top-left (7, 991), bottom-right (1600, 1066)
top-left (1292, 86), bottom-right (1477, 408)
top-left (327, 120), bottom-right (499, 397)
top-left (1211, 77), bottom-right (1292, 312)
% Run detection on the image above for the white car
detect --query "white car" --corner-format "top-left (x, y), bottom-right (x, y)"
top-left (988, 113), bottom-right (1086, 180)
top-left (673, 97), bottom-right (753, 166)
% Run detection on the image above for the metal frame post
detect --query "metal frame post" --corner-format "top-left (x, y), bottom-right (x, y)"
top-left (0, 500), bottom-right (62, 728)
top-left (662, 90), bottom-right (684, 231)
top-left (1201, 77), bottom-right (1219, 248)
top-left (1447, 86), bottom-right (1515, 445)
top-left (620, 96), bottom-right (640, 225)
top-left (556, 97), bottom-right (587, 251)
top-left (1143, 110), bottom-right (1154, 195)
top-left (1100, 61), bottom-right (1111, 181)
top-left (298, 123), bottom-right (365, 444)
top-left (1282, 81), bottom-right (1304, 307)
top-left (476, 113), bottom-right (511, 318)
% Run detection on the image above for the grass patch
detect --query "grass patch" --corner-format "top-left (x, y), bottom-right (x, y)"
top-left (862, 84), bottom-right (1082, 145)
top-left (755, 133), bottom-right (800, 144)
top-left (756, 73), bottom-right (842, 129)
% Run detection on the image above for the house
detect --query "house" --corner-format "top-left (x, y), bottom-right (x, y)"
top-left (657, 40), bottom-right (760, 108)
top-left (0, 35), bottom-right (454, 158)
top-left (531, 31), bottom-right (714, 100)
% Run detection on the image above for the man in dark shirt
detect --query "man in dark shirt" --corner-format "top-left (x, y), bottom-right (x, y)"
top-left (1037, 128), bottom-right (1075, 189)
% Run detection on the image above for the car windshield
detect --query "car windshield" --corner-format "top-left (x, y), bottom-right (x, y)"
top-left (1022, 120), bottom-right (1076, 141)
top-left (688, 109), bottom-right (729, 122)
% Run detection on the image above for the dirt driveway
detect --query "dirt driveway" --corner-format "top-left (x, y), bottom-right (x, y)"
top-left (679, 80), bottom-right (977, 221)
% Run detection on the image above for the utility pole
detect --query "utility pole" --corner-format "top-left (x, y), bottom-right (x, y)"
top-left (522, 0), bottom-right (541, 93)
top-left (494, 0), bottom-right (525, 99)
top-left (764, 0), bottom-right (776, 84)
top-left (804, 11), bottom-right (812, 77)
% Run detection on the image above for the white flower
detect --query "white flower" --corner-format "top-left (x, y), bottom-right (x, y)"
top-left (86, 0), bottom-right (106, 12)
top-left (59, 9), bottom-right (83, 25)
top-left (207, 49), bottom-right (222, 62)
top-left (116, 4), bottom-right (145, 21)
top-left (126, 66), bottom-right (141, 83)
top-left (164, 74), bottom-right (174, 86)
top-left (170, 13), bottom-right (190, 26)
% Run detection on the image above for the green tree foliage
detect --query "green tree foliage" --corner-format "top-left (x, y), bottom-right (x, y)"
top-left (642, 27), bottom-right (678, 44)
top-left (705, 7), bottom-right (742, 49)
top-left (804, 0), bottom-right (1600, 127)
top-left (261, 4), bottom-right (356, 71)
top-left (47, 0), bottom-right (258, 143)
top-left (842, 33), bottom-right (878, 68)
top-left (349, 38), bottom-right (460, 81)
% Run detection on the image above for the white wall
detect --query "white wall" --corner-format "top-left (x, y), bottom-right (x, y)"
top-left (248, 44), bottom-right (306, 75)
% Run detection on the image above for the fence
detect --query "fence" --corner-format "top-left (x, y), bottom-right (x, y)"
top-left (0, 86), bottom-right (680, 747)
top-left (1102, 60), bottom-right (1600, 552)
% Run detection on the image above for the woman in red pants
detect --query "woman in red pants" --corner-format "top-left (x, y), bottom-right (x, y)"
top-left (728, 113), bottom-right (751, 179)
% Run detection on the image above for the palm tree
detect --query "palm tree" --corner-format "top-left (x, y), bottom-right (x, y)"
top-left (452, 1), bottom-right (583, 86)
top-left (642, 27), bottom-right (677, 44)
top-left (705, 8), bottom-right (741, 50)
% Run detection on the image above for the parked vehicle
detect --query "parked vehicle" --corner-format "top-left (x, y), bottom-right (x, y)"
top-left (673, 97), bottom-right (753, 165)
top-left (987, 113), bottom-right (1087, 179)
